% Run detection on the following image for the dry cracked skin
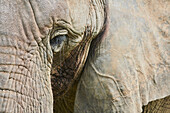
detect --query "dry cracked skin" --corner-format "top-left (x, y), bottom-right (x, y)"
top-left (0, 0), bottom-right (169, 113)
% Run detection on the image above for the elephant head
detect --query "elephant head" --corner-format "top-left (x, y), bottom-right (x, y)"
top-left (0, 0), bottom-right (106, 112)
top-left (0, 0), bottom-right (170, 113)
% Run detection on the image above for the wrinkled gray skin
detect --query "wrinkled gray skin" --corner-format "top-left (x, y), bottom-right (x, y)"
top-left (0, 0), bottom-right (169, 113)
top-left (75, 0), bottom-right (170, 113)
top-left (0, 0), bottom-right (104, 112)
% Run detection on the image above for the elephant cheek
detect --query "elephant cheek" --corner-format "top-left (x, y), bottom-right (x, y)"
top-left (0, 37), bottom-right (53, 113)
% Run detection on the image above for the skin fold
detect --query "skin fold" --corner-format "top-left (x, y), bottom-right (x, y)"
top-left (0, 0), bottom-right (169, 113)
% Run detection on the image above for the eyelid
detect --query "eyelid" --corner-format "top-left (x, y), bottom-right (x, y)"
top-left (51, 29), bottom-right (68, 39)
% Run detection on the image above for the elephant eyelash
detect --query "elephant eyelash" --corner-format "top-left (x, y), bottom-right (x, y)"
top-left (50, 29), bottom-right (69, 53)
top-left (49, 23), bottom-right (84, 53)
top-left (50, 34), bottom-right (67, 53)
top-left (51, 29), bottom-right (68, 40)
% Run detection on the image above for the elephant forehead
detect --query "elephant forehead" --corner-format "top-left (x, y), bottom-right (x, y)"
top-left (65, 0), bottom-right (90, 32)
top-left (35, 0), bottom-right (102, 34)
top-left (50, 0), bottom-right (93, 34)
top-left (1, 0), bottom-right (104, 39)
top-left (29, 0), bottom-right (91, 34)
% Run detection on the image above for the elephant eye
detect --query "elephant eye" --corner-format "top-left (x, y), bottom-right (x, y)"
top-left (50, 30), bottom-right (68, 53)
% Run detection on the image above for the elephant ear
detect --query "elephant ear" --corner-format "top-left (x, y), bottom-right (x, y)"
top-left (74, 0), bottom-right (170, 113)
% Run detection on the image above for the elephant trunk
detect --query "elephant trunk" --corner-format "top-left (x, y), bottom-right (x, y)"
top-left (0, 35), bottom-right (53, 113)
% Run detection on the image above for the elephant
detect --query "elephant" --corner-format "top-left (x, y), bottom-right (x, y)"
top-left (0, 0), bottom-right (169, 113)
